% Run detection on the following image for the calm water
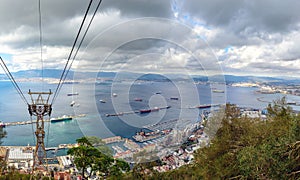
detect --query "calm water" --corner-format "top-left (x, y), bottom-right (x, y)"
top-left (0, 80), bottom-right (299, 146)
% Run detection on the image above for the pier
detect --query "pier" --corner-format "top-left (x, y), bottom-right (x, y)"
top-left (188, 104), bottom-right (222, 109)
top-left (2, 114), bottom-right (86, 127)
top-left (257, 97), bottom-right (271, 103)
top-left (105, 106), bottom-right (171, 117)
top-left (143, 119), bottom-right (179, 131)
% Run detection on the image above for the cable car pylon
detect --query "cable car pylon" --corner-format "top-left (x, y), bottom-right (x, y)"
top-left (28, 89), bottom-right (52, 170)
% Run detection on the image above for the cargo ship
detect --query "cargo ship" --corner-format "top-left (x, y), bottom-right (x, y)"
top-left (67, 92), bottom-right (79, 96)
top-left (139, 109), bottom-right (151, 114)
top-left (139, 107), bottom-right (160, 114)
top-left (170, 97), bottom-right (179, 100)
top-left (50, 115), bottom-right (73, 123)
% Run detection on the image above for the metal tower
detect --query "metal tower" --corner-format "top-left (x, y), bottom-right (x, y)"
top-left (28, 90), bottom-right (52, 169)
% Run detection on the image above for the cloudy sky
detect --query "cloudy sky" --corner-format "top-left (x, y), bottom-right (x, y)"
top-left (1, 0), bottom-right (300, 77)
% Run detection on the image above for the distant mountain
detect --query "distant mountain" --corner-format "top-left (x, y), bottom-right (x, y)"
top-left (1, 69), bottom-right (300, 85)
top-left (137, 74), bottom-right (171, 81)
top-left (0, 69), bottom-right (96, 80)
top-left (97, 72), bottom-right (116, 78)
top-left (13, 69), bottom-right (70, 79)
top-left (202, 74), bottom-right (296, 84)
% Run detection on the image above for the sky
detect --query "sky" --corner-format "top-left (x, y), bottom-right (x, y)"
top-left (1, 0), bottom-right (300, 77)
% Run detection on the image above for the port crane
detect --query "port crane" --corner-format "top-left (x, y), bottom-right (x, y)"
top-left (0, 0), bottom-right (102, 173)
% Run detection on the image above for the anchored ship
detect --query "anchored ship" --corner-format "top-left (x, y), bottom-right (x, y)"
top-left (67, 92), bottom-right (79, 96)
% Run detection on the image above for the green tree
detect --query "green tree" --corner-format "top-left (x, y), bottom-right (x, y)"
top-left (0, 156), bottom-right (6, 175)
top-left (68, 137), bottom-right (130, 179)
top-left (68, 137), bottom-right (101, 179)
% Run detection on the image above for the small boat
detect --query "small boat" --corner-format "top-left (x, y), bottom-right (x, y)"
top-left (99, 99), bottom-right (106, 103)
top-left (67, 92), bottom-right (79, 96)
top-left (0, 121), bottom-right (6, 128)
top-left (212, 89), bottom-right (224, 93)
top-left (155, 91), bottom-right (162, 94)
top-left (70, 101), bottom-right (75, 107)
top-left (50, 115), bottom-right (73, 123)
top-left (134, 98), bottom-right (143, 101)
top-left (112, 93), bottom-right (118, 97)
top-left (51, 148), bottom-right (58, 154)
top-left (77, 114), bottom-right (86, 117)
top-left (195, 104), bottom-right (212, 109)
top-left (287, 101), bottom-right (297, 105)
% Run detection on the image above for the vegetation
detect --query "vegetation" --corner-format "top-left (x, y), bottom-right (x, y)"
top-left (67, 136), bottom-right (130, 179)
top-left (0, 165), bottom-right (50, 180)
top-left (0, 127), bottom-right (7, 146)
top-left (124, 98), bottom-right (300, 179)
top-left (0, 127), bottom-right (7, 176)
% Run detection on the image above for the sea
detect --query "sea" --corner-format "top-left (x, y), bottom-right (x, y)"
top-left (1, 79), bottom-right (300, 147)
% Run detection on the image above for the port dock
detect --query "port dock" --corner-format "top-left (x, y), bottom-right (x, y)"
top-left (105, 106), bottom-right (171, 117)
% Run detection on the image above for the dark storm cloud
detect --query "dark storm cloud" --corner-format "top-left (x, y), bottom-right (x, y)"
top-left (182, 0), bottom-right (300, 33)
top-left (0, 0), bottom-right (87, 33)
top-left (0, 0), bottom-right (171, 33)
top-left (0, 0), bottom-right (173, 49)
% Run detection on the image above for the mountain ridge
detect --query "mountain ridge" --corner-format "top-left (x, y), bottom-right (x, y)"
top-left (1, 69), bottom-right (300, 84)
